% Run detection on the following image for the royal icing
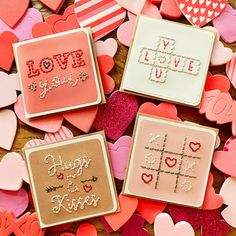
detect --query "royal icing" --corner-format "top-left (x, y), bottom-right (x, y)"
top-left (14, 29), bottom-right (104, 118)
top-left (24, 133), bottom-right (118, 228)
top-left (123, 114), bottom-right (218, 207)
top-left (121, 15), bottom-right (215, 107)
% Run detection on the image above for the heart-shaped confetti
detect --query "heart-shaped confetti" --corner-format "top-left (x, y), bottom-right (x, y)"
top-left (0, 72), bottom-right (20, 108)
top-left (0, 152), bottom-right (29, 191)
top-left (0, 0), bottom-right (29, 28)
top-left (108, 136), bottom-right (131, 180)
top-left (115, 0), bottom-right (146, 14)
top-left (76, 223), bottom-right (97, 236)
top-left (0, 31), bottom-right (18, 71)
top-left (0, 189), bottom-right (28, 217)
top-left (95, 38), bottom-right (118, 58)
top-left (213, 4), bottom-right (236, 43)
top-left (154, 213), bottom-right (194, 236)
top-left (39, 0), bottom-right (66, 13)
top-left (74, 0), bottom-right (126, 41)
top-left (0, 8), bottom-right (43, 42)
top-left (160, 0), bottom-right (182, 19)
top-left (0, 109), bottom-right (17, 150)
top-left (176, 0), bottom-right (227, 27)
top-left (93, 91), bottom-right (139, 140)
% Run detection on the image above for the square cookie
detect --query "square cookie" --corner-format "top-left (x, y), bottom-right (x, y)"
top-left (14, 28), bottom-right (104, 118)
top-left (123, 114), bottom-right (218, 207)
top-left (120, 15), bottom-right (215, 107)
top-left (24, 132), bottom-right (118, 228)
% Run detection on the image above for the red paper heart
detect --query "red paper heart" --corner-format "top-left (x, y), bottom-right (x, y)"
top-left (93, 91), bottom-right (139, 140)
top-left (103, 194), bottom-right (138, 231)
top-left (202, 172), bottom-right (223, 210)
top-left (139, 102), bottom-right (181, 121)
top-left (39, 0), bottom-right (66, 13)
top-left (97, 55), bottom-right (115, 95)
top-left (0, 0), bottom-right (30, 28)
top-left (76, 223), bottom-right (97, 236)
top-left (31, 22), bottom-right (53, 38)
top-left (176, 0), bottom-right (228, 27)
top-left (46, 5), bottom-right (80, 33)
top-left (160, 0), bottom-right (182, 19)
top-left (165, 157), bottom-right (177, 167)
top-left (136, 198), bottom-right (166, 224)
top-left (0, 31), bottom-right (18, 72)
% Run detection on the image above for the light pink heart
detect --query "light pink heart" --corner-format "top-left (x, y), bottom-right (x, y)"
top-left (226, 53), bottom-right (236, 89)
top-left (0, 188), bottom-right (29, 217)
top-left (205, 26), bottom-right (233, 66)
top-left (0, 109), bottom-right (17, 150)
top-left (24, 126), bottom-right (73, 148)
top-left (0, 152), bottom-right (29, 191)
top-left (108, 136), bottom-right (131, 180)
top-left (0, 8), bottom-right (43, 41)
top-left (95, 38), bottom-right (118, 58)
top-left (154, 213), bottom-right (195, 236)
top-left (0, 72), bottom-right (20, 108)
top-left (14, 94), bottom-right (63, 133)
top-left (115, 0), bottom-right (146, 14)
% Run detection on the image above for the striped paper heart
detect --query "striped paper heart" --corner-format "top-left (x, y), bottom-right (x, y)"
top-left (176, 0), bottom-right (228, 27)
top-left (226, 53), bottom-right (236, 89)
top-left (74, 0), bottom-right (126, 40)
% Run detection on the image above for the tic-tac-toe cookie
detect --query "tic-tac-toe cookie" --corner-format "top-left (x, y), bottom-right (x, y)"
top-left (14, 28), bottom-right (104, 118)
top-left (24, 132), bottom-right (118, 228)
top-left (120, 15), bottom-right (215, 107)
top-left (123, 114), bottom-right (218, 207)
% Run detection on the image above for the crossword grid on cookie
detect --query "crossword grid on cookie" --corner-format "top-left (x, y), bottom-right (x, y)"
top-left (141, 135), bottom-right (200, 193)
top-left (138, 36), bottom-right (201, 83)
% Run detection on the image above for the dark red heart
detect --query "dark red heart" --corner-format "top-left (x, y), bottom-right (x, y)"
top-left (165, 157), bottom-right (177, 168)
top-left (141, 173), bottom-right (153, 184)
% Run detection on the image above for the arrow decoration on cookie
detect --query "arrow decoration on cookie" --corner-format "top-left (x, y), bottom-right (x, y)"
top-left (176, 0), bottom-right (228, 27)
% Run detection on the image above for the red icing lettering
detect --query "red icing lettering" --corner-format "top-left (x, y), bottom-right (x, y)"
top-left (145, 51), bottom-right (149, 62)
top-left (53, 53), bottom-right (70, 70)
top-left (26, 60), bottom-right (40, 78)
top-left (155, 68), bottom-right (162, 79)
top-left (163, 40), bottom-right (169, 50)
top-left (174, 57), bottom-right (180, 67)
top-left (188, 60), bottom-right (194, 72)
top-left (39, 57), bottom-right (54, 73)
top-left (71, 50), bottom-right (86, 68)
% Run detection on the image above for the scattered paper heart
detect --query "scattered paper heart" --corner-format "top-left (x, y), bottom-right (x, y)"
top-left (0, 8), bottom-right (43, 42)
top-left (95, 38), bottom-right (118, 58)
top-left (160, 0), bottom-right (182, 19)
top-left (154, 213), bottom-right (194, 236)
top-left (176, 0), bottom-right (227, 27)
top-left (97, 55), bottom-right (115, 95)
top-left (0, 0), bottom-right (29, 28)
top-left (74, 0), bottom-right (126, 41)
top-left (115, 0), bottom-right (146, 14)
top-left (0, 189), bottom-right (28, 217)
top-left (226, 53), bottom-right (236, 90)
top-left (202, 172), bottom-right (223, 210)
top-left (0, 109), bottom-right (17, 150)
top-left (121, 214), bottom-right (149, 236)
top-left (0, 152), bottom-right (29, 191)
top-left (0, 72), bottom-right (20, 108)
top-left (0, 31), bottom-right (18, 71)
top-left (224, 136), bottom-right (236, 151)
top-left (204, 26), bottom-right (233, 66)
top-left (103, 194), bottom-right (138, 231)
top-left (93, 91), bottom-right (139, 140)
top-left (213, 139), bottom-right (236, 177)
top-left (220, 177), bottom-right (236, 228)
top-left (39, 0), bottom-right (66, 13)
top-left (137, 198), bottom-right (167, 224)
top-left (213, 4), bottom-right (236, 43)
top-left (76, 223), bottom-right (97, 236)
top-left (31, 22), bottom-right (53, 38)
top-left (108, 136), bottom-right (131, 180)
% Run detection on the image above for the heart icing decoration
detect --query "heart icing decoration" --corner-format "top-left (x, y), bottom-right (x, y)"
top-left (141, 173), bottom-right (153, 184)
top-left (189, 142), bottom-right (201, 152)
top-left (176, 0), bottom-right (228, 27)
top-left (165, 157), bottom-right (177, 168)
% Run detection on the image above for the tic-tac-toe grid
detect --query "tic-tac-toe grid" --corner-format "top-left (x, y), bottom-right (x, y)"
top-left (140, 133), bottom-right (201, 193)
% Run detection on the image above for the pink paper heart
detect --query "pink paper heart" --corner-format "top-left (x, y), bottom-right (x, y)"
top-left (0, 72), bottom-right (20, 108)
top-left (213, 139), bottom-right (236, 177)
top-left (14, 94), bottom-right (63, 133)
top-left (108, 136), bottom-right (131, 180)
top-left (95, 38), bottom-right (118, 58)
top-left (154, 213), bottom-right (194, 236)
top-left (92, 91), bottom-right (139, 140)
top-left (115, 0), bottom-right (146, 14)
top-left (24, 126), bottom-right (73, 148)
top-left (213, 4), bottom-right (236, 43)
top-left (0, 189), bottom-right (29, 217)
top-left (205, 26), bottom-right (233, 66)
top-left (0, 152), bottom-right (29, 191)
top-left (226, 53), bottom-right (236, 90)
top-left (0, 8), bottom-right (43, 42)
top-left (0, 109), bottom-right (17, 150)
top-left (121, 214), bottom-right (149, 236)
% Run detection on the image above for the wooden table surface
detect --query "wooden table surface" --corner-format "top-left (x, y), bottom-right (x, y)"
top-left (1, 0), bottom-right (236, 235)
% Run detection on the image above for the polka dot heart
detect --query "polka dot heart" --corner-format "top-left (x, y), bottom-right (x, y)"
top-left (176, 0), bottom-right (228, 27)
